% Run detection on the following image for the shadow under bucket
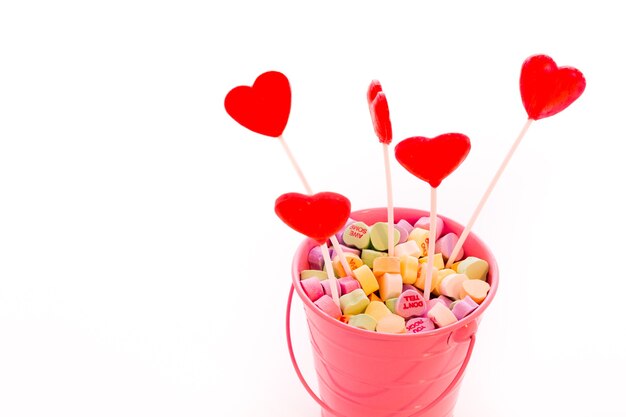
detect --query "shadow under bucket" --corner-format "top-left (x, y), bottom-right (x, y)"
top-left (287, 208), bottom-right (499, 417)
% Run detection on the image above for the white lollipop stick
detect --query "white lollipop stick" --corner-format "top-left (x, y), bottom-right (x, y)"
top-left (383, 143), bottom-right (395, 256)
top-left (278, 135), bottom-right (313, 195)
top-left (320, 243), bottom-right (341, 306)
top-left (423, 187), bottom-right (438, 301)
top-left (278, 134), bottom-right (353, 276)
top-left (446, 119), bottom-right (534, 268)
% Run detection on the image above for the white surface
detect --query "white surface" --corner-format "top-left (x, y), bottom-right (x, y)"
top-left (1, 1), bottom-right (625, 416)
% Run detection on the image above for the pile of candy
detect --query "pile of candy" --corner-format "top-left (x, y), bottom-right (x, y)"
top-left (224, 54), bottom-right (585, 335)
top-left (299, 217), bottom-right (490, 334)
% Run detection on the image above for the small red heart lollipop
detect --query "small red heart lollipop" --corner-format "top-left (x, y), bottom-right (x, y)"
top-left (274, 192), bottom-right (351, 244)
top-left (224, 71), bottom-right (291, 137)
top-left (520, 54), bottom-right (586, 120)
top-left (367, 81), bottom-right (392, 144)
top-left (394, 134), bottom-right (471, 188)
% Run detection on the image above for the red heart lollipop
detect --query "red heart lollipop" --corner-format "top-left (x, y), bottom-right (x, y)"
top-left (520, 54), bottom-right (586, 120)
top-left (224, 71), bottom-right (291, 137)
top-left (367, 81), bottom-right (392, 144)
top-left (275, 192), bottom-right (351, 244)
top-left (395, 134), bottom-right (471, 188)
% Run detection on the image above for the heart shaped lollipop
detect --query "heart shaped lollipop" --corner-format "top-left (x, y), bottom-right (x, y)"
top-left (394, 134), bottom-right (471, 188)
top-left (367, 80), bottom-right (392, 145)
top-left (275, 192), bottom-right (351, 244)
top-left (224, 71), bottom-right (291, 137)
top-left (520, 54), bottom-right (586, 120)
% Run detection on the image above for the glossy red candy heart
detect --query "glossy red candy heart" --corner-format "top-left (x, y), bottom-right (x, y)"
top-left (224, 71), bottom-right (291, 137)
top-left (520, 54), bottom-right (586, 120)
top-left (275, 192), bottom-right (351, 244)
top-left (395, 134), bottom-right (471, 188)
top-left (367, 81), bottom-right (392, 144)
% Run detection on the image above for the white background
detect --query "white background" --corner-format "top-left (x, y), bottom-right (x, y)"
top-left (1, 1), bottom-right (625, 416)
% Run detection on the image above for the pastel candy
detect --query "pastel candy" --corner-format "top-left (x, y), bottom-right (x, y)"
top-left (394, 240), bottom-right (421, 258)
top-left (338, 277), bottom-right (361, 295)
top-left (301, 277), bottom-right (324, 302)
top-left (314, 295), bottom-right (342, 320)
top-left (338, 244), bottom-right (361, 257)
top-left (339, 288), bottom-right (370, 315)
top-left (435, 233), bottom-right (464, 263)
top-left (385, 297), bottom-right (398, 314)
top-left (451, 296), bottom-right (479, 320)
top-left (321, 280), bottom-right (342, 297)
top-left (414, 216), bottom-right (444, 240)
top-left (402, 283), bottom-right (418, 293)
top-left (437, 295), bottom-right (453, 308)
top-left (364, 300), bottom-right (392, 321)
top-left (418, 253), bottom-right (445, 270)
top-left (348, 314), bottom-right (377, 331)
top-left (342, 221), bottom-right (371, 249)
top-left (438, 273), bottom-right (469, 300)
top-left (459, 279), bottom-right (491, 304)
top-left (399, 255), bottom-right (419, 284)
top-left (406, 317), bottom-right (436, 334)
top-left (378, 273), bottom-right (403, 301)
top-left (415, 262), bottom-right (443, 292)
top-left (331, 252), bottom-right (363, 277)
top-left (335, 219), bottom-right (355, 245)
top-left (373, 256), bottom-right (401, 278)
top-left (308, 246), bottom-right (333, 271)
top-left (407, 227), bottom-right (430, 257)
top-left (395, 219), bottom-right (414, 234)
top-left (376, 314), bottom-right (406, 334)
top-left (432, 269), bottom-right (456, 296)
top-left (427, 302), bottom-right (458, 327)
top-left (352, 265), bottom-right (379, 295)
top-left (456, 256), bottom-right (489, 281)
top-left (396, 289), bottom-right (427, 318)
top-left (395, 224), bottom-right (408, 244)
top-left (300, 270), bottom-right (328, 280)
top-left (369, 222), bottom-right (400, 251)
top-left (361, 249), bottom-right (387, 269)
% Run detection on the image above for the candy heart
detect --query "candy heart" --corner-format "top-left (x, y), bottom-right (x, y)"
top-left (224, 71), bottom-right (291, 137)
top-left (520, 54), bottom-right (586, 120)
top-left (367, 80), bottom-right (392, 144)
top-left (394, 134), bottom-right (471, 188)
top-left (274, 192), bottom-right (351, 244)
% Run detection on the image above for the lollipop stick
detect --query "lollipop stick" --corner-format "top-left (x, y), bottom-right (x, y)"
top-left (329, 236), bottom-right (354, 277)
top-left (423, 187), bottom-right (438, 301)
top-left (278, 135), bottom-right (314, 195)
top-left (446, 119), bottom-right (534, 268)
top-left (320, 243), bottom-right (341, 306)
top-left (383, 143), bottom-right (395, 256)
top-left (278, 134), bottom-right (352, 275)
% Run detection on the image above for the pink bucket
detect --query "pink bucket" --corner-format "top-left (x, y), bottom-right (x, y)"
top-left (286, 208), bottom-right (499, 417)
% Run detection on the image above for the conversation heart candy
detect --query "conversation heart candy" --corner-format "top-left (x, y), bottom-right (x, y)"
top-left (352, 265), bottom-right (379, 295)
top-left (451, 296), bottom-right (480, 320)
top-left (301, 277), bottom-right (324, 302)
top-left (438, 273), bottom-right (469, 300)
top-left (435, 233), bottom-right (464, 263)
top-left (427, 302), bottom-right (458, 328)
top-left (456, 256), bottom-right (489, 281)
top-left (364, 300), bottom-right (392, 322)
top-left (406, 317), bottom-right (436, 334)
top-left (459, 279), bottom-right (491, 304)
top-left (339, 289), bottom-right (370, 315)
top-left (378, 273), bottom-right (403, 301)
top-left (314, 295), bottom-right (342, 320)
top-left (348, 314), bottom-right (378, 331)
top-left (376, 314), bottom-right (406, 334)
top-left (370, 222), bottom-right (400, 251)
top-left (342, 221), bottom-right (371, 249)
top-left (337, 277), bottom-right (361, 295)
top-left (396, 289), bottom-right (427, 318)
top-left (414, 216), bottom-right (444, 240)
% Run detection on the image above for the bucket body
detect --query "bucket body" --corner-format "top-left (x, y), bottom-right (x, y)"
top-left (291, 208), bottom-right (499, 417)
